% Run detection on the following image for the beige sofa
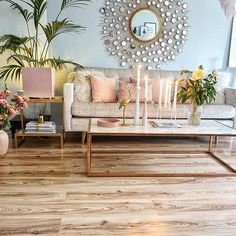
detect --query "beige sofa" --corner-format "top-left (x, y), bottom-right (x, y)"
top-left (63, 67), bottom-right (236, 140)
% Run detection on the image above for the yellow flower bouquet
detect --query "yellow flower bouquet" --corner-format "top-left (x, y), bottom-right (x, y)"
top-left (177, 65), bottom-right (217, 125)
top-left (178, 65), bottom-right (217, 106)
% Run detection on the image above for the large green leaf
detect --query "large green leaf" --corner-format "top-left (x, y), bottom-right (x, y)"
top-left (41, 19), bottom-right (84, 43)
top-left (0, 34), bottom-right (32, 54)
top-left (0, 0), bottom-right (33, 22)
top-left (6, 54), bottom-right (35, 67)
top-left (0, 64), bottom-right (22, 81)
top-left (18, 0), bottom-right (47, 29)
top-left (40, 57), bottom-right (81, 69)
top-left (31, 0), bottom-right (47, 29)
top-left (61, 0), bottom-right (91, 10)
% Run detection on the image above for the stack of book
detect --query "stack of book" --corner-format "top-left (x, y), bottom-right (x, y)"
top-left (150, 121), bottom-right (182, 128)
top-left (25, 121), bottom-right (56, 134)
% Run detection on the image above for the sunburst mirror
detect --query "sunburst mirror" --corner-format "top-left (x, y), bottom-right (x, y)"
top-left (100, 0), bottom-right (189, 70)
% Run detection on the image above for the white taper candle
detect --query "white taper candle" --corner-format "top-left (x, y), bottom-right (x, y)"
top-left (144, 76), bottom-right (148, 99)
top-left (164, 80), bottom-right (168, 109)
top-left (134, 64), bottom-right (142, 126)
top-left (167, 81), bottom-right (172, 111)
top-left (173, 80), bottom-right (179, 110)
top-left (159, 80), bottom-right (163, 110)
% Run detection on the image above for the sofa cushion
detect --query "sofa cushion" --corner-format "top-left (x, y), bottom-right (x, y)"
top-left (67, 71), bottom-right (92, 102)
top-left (225, 88), bottom-right (236, 107)
top-left (90, 75), bottom-right (117, 103)
top-left (72, 102), bottom-right (235, 120)
top-left (118, 81), bottom-right (152, 103)
top-left (71, 118), bottom-right (90, 131)
top-left (72, 102), bottom-right (157, 118)
top-left (210, 84), bottom-right (225, 105)
top-left (67, 69), bottom-right (106, 103)
top-left (203, 105), bottom-right (235, 119)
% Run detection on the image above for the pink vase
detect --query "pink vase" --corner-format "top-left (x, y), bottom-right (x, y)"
top-left (0, 130), bottom-right (9, 155)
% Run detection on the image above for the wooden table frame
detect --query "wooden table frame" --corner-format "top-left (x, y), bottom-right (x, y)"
top-left (14, 97), bottom-right (65, 149)
top-left (86, 132), bottom-right (236, 177)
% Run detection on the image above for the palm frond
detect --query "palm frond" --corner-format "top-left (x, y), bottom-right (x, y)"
top-left (31, 0), bottom-right (47, 29)
top-left (61, 0), bottom-right (91, 10)
top-left (40, 57), bottom-right (81, 70)
top-left (0, 0), bottom-right (33, 22)
top-left (7, 54), bottom-right (34, 67)
top-left (0, 64), bottom-right (22, 81)
top-left (19, 0), bottom-right (34, 8)
top-left (0, 34), bottom-right (32, 54)
top-left (41, 19), bottom-right (84, 43)
top-left (0, 0), bottom-right (90, 82)
top-left (17, 0), bottom-right (47, 29)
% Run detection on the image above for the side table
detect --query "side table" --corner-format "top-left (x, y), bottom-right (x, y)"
top-left (14, 97), bottom-right (65, 148)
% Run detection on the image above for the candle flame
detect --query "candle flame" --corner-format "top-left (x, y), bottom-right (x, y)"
top-left (138, 64), bottom-right (143, 69)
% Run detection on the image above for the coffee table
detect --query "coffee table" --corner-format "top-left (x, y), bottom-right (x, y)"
top-left (87, 119), bottom-right (236, 177)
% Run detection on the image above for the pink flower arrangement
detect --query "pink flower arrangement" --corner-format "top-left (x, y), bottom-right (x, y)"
top-left (0, 85), bottom-right (28, 130)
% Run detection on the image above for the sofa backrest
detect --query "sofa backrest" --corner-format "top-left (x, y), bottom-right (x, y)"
top-left (75, 66), bottom-right (180, 80)
top-left (70, 67), bottom-right (226, 105)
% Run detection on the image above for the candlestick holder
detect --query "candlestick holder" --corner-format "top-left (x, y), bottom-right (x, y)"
top-left (155, 104), bottom-right (180, 128)
top-left (134, 85), bottom-right (141, 126)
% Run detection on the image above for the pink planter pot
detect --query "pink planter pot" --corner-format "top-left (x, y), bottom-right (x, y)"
top-left (22, 67), bottom-right (55, 98)
top-left (0, 130), bottom-right (9, 156)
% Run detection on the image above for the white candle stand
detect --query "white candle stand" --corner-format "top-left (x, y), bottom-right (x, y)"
top-left (156, 104), bottom-right (180, 128)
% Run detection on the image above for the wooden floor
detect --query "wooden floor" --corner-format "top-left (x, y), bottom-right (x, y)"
top-left (1, 135), bottom-right (236, 235)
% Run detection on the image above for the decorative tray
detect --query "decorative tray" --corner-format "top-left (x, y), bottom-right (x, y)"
top-left (97, 118), bottom-right (120, 128)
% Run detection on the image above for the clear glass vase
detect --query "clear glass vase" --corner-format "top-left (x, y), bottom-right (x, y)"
top-left (188, 103), bottom-right (202, 126)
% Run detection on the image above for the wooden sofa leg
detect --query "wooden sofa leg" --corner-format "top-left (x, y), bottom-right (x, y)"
top-left (82, 132), bottom-right (87, 144)
top-left (215, 136), bottom-right (218, 145)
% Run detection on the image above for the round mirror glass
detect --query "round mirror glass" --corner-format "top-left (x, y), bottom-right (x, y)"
top-left (130, 9), bottom-right (161, 42)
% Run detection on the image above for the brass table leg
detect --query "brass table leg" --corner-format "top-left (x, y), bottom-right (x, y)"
top-left (82, 132), bottom-right (87, 144)
top-left (87, 134), bottom-right (92, 176)
top-left (208, 136), bottom-right (213, 152)
top-left (86, 134), bottom-right (236, 177)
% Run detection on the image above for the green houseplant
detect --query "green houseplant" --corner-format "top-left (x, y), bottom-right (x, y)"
top-left (177, 65), bottom-right (217, 126)
top-left (0, 0), bottom-right (90, 83)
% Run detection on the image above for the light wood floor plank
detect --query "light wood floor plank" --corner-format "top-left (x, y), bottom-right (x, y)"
top-left (0, 137), bottom-right (236, 235)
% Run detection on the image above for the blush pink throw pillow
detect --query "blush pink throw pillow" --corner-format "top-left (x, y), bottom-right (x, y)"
top-left (90, 75), bottom-right (117, 103)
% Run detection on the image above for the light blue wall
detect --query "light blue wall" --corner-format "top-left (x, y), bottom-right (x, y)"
top-left (0, 0), bottom-right (235, 123)
top-left (47, 0), bottom-right (233, 72)
top-left (0, 0), bottom-right (235, 89)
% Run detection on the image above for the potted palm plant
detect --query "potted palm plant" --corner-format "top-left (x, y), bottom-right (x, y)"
top-left (0, 0), bottom-right (90, 97)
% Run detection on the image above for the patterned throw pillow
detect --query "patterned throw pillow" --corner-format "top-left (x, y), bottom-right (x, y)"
top-left (67, 69), bottom-right (106, 102)
top-left (67, 71), bottom-right (92, 102)
top-left (118, 81), bottom-right (152, 103)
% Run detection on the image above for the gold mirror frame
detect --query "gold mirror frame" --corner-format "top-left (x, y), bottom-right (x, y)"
top-left (129, 8), bottom-right (162, 43)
